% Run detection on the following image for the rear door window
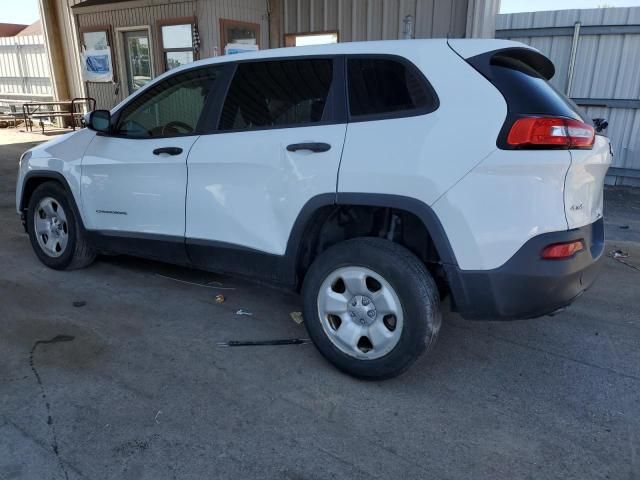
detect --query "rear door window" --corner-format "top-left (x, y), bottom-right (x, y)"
top-left (219, 59), bottom-right (334, 131)
top-left (347, 57), bottom-right (438, 119)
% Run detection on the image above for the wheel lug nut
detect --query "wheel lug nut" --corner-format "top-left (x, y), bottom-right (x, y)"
top-left (367, 310), bottom-right (376, 318)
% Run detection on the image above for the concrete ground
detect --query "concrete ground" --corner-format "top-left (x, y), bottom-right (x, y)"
top-left (1, 128), bottom-right (639, 480)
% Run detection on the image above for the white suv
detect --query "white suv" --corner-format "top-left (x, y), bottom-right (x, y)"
top-left (16, 39), bottom-right (612, 379)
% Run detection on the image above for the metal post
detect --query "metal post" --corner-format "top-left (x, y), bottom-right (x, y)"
top-left (566, 21), bottom-right (581, 96)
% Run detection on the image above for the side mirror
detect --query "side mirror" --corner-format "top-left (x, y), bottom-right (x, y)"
top-left (87, 110), bottom-right (111, 134)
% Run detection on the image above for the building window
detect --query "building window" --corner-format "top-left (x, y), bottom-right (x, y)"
top-left (284, 31), bottom-right (338, 47)
top-left (220, 19), bottom-right (260, 51)
top-left (219, 59), bottom-right (333, 131)
top-left (122, 29), bottom-right (152, 93)
top-left (82, 30), bottom-right (109, 51)
top-left (159, 19), bottom-right (196, 71)
top-left (81, 27), bottom-right (115, 83)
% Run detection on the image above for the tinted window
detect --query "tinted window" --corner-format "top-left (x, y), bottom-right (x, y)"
top-left (219, 59), bottom-right (333, 131)
top-left (347, 58), bottom-right (435, 117)
top-left (116, 67), bottom-right (219, 138)
top-left (488, 55), bottom-right (586, 121)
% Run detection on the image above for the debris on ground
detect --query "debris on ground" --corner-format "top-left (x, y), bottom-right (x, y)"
top-left (608, 249), bottom-right (640, 272)
top-left (155, 273), bottom-right (236, 290)
top-left (215, 294), bottom-right (225, 304)
top-left (72, 301), bottom-right (86, 307)
top-left (610, 249), bottom-right (629, 259)
top-left (290, 311), bottom-right (304, 325)
top-left (217, 338), bottom-right (312, 347)
top-left (235, 309), bottom-right (253, 316)
top-left (154, 410), bottom-right (162, 424)
top-left (619, 225), bottom-right (630, 229)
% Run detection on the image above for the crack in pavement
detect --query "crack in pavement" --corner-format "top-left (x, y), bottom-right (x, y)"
top-left (29, 334), bottom-right (75, 480)
top-left (0, 375), bottom-right (30, 383)
top-left (449, 323), bottom-right (640, 382)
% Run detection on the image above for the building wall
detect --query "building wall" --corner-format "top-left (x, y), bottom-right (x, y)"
top-left (53, 0), bottom-right (84, 101)
top-left (42, 0), bottom-right (497, 111)
top-left (76, 1), bottom-right (197, 108)
top-left (282, 0), bottom-right (470, 40)
top-left (196, 0), bottom-right (269, 59)
top-left (48, 0), bottom-right (268, 109)
top-left (497, 7), bottom-right (640, 186)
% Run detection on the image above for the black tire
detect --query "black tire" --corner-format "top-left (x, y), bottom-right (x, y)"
top-left (302, 237), bottom-right (441, 380)
top-left (27, 181), bottom-right (96, 270)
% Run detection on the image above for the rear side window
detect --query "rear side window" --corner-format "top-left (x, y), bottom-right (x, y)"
top-left (347, 57), bottom-right (438, 118)
top-left (466, 49), bottom-right (590, 149)
top-left (488, 54), bottom-right (586, 121)
top-left (219, 59), bottom-right (333, 131)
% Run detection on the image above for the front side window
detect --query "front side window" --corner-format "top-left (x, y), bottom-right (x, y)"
top-left (347, 57), bottom-right (437, 118)
top-left (116, 67), bottom-right (219, 138)
top-left (219, 59), bottom-right (333, 131)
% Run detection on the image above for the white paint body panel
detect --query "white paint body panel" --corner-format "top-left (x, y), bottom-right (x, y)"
top-left (432, 149), bottom-right (571, 270)
top-left (447, 39), bottom-right (538, 58)
top-left (186, 125), bottom-right (346, 254)
top-left (565, 135), bottom-right (612, 229)
top-left (16, 128), bottom-right (97, 219)
top-left (338, 42), bottom-right (505, 206)
top-left (80, 135), bottom-right (197, 236)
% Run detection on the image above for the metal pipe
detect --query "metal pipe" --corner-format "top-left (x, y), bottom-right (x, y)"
top-left (566, 21), bottom-right (581, 96)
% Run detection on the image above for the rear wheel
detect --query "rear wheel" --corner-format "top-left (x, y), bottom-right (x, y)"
top-left (302, 238), bottom-right (441, 379)
top-left (27, 182), bottom-right (96, 270)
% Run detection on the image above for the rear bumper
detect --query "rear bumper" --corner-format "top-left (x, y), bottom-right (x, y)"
top-left (447, 218), bottom-right (605, 320)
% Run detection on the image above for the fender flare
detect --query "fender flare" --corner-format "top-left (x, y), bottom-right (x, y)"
top-left (283, 192), bottom-right (461, 287)
top-left (19, 171), bottom-right (87, 231)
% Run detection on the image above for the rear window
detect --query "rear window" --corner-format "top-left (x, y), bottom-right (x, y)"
top-left (488, 55), bottom-right (586, 121)
top-left (347, 57), bottom-right (438, 119)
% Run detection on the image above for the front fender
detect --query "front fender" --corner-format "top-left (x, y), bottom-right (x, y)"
top-left (16, 128), bottom-right (97, 222)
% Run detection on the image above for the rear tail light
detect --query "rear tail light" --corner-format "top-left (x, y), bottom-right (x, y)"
top-left (541, 240), bottom-right (585, 260)
top-left (507, 117), bottom-right (595, 149)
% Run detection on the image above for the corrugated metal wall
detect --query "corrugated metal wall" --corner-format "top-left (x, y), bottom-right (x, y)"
top-left (0, 34), bottom-right (52, 100)
top-left (497, 7), bottom-right (640, 186)
top-left (283, 0), bottom-right (469, 41)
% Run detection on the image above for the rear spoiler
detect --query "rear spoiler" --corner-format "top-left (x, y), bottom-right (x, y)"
top-left (447, 39), bottom-right (555, 80)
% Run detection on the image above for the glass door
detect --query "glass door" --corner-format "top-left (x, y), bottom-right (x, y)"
top-left (123, 30), bottom-right (152, 94)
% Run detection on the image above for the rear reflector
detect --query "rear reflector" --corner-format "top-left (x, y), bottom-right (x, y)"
top-left (541, 240), bottom-right (585, 259)
top-left (507, 117), bottom-right (595, 149)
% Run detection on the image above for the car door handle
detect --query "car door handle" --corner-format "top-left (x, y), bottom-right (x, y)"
top-left (153, 147), bottom-right (183, 156)
top-left (286, 142), bottom-right (331, 153)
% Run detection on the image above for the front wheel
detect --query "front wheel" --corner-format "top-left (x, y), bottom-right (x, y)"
top-left (27, 181), bottom-right (96, 270)
top-left (302, 238), bottom-right (441, 380)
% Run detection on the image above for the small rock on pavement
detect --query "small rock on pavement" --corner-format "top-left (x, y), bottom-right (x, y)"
top-left (290, 312), bottom-right (304, 325)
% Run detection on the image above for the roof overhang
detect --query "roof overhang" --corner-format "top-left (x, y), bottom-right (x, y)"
top-left (72, 0), bottom-right (192, 15)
